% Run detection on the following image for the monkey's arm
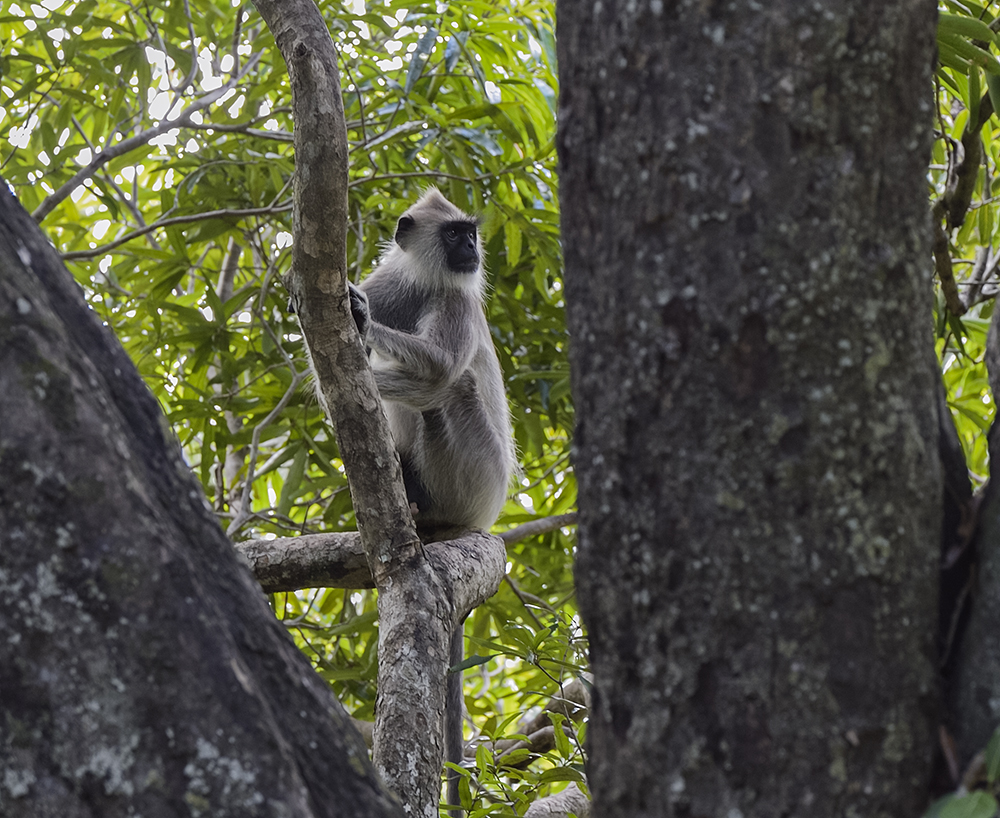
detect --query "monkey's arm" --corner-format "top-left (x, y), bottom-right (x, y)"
top-left (364, 304), bottom-right (479, 410)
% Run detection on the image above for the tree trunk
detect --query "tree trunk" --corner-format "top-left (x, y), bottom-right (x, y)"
top-left (247, 3), bottom-right (507, 813)
top-left (558, 2), bottom-right (940, 817)
top-left (950, 453), bottom-right (1000, 764)
top-left (947, 310), bottom-right (1000, 765)
top-left (0, 185), bottom-right (400, 817)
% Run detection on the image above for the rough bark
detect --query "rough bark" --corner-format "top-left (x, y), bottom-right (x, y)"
top-left (523, 783), bottom-right (591, 818)
top-left (237, 532), bottom-right (375, 591)
top-left (558, 3), bottom-right (940, 817)
top-left (947, 305), bottom-right (1000, 763)
top-left (0, 185), bottom-right (399, 816)
top-left (248, 4), bottom-right (505, 814)
top-left (245, 0), bottom-right (415, 562)
top-left (235, 522), bottom-right (559, 594)
top-left (950, 460), bottom-right (1000, 763)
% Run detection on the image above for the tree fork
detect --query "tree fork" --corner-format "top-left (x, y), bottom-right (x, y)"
top-left (247, 2), bottom-right (505, 814)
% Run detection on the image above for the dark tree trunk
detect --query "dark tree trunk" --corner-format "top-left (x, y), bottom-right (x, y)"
top-left (950, 449), bottom-right (1000, 765)
top-left (0, 186), bottom-right (399, 817)
top-left (947, 312), bottom-right (1000, 765)
top-left (558, 3), bottom-right (940, 817)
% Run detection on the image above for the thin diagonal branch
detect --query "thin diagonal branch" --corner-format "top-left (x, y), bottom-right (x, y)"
top-left (33, 53), bottom-right (263, 223)
top-left (60, 201), bottom-right (291, 261)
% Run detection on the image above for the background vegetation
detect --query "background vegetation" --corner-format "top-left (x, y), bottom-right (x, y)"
top-left (5, 0), bottom-right (1000, 813)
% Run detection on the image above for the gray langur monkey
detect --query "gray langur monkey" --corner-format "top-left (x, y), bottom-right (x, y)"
top-left (347, 188), bottom-right (516, 533)
top-left (343, 189), bottom-right (516, 814)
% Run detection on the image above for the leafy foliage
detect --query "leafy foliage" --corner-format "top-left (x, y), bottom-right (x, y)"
top-left (1, 0), bottom-right (583, 810)
top-left (931, 3), bottom-right (1000, 815)
top-left (933, 1), bottom-right (1000, 481)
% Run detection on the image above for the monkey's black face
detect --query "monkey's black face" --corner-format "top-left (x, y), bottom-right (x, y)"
top-left (441, 221), bottom-right (479, 274)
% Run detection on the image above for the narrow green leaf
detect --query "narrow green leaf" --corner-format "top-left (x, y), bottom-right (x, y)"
top-left (985, 724), bottom-right (1000, 784)
top-left (504, 218), bottom-right (522, 268)
top-left (970, 64), bottom-right (982, 123)
top-left (939, 791), bottom-right (999, 818)
top-left (549, 712), bottom-right (571, 757)
top-left (404, 27), bottom-right (438, 96)
top-left (940, 32), bottom-right (1000, 75)
top-left (475, 742), bottom-right (491, 772)
top-left (985, 72), bottom-right (1000, 119)
top-left (453, 653), bottom-right (497, 673)
top-left (939, 12), bottom-right (996, 43)
top-left (444, 34), bottom-right (464, 72)
top-left (979, 197), bottom-right (993, 241)
top-left (276, 445), bottom-right (307, 518)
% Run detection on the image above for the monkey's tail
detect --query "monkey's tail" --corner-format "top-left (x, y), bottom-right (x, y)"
top-left (446, 622), bottom-right (465, 818)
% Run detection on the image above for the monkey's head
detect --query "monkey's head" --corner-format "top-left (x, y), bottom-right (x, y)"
top-left (393, 189), bottom-right (483, 287)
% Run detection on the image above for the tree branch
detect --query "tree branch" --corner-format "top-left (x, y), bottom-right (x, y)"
top-left (237, 528), bottom-right (507, 618)
top-left (501, 513), bottom-right (577, 546)
top-left (248, 2), bottom-right (483, 815)
top-left (933, 199), bottom-right (966, 316)
top-left (60, 201), bottom-right (292, 261)
top-left (32, 53), bottom-right (263, 223)
top-left (235, 513), bottom-right (577, 593)
top-left (931, 91), bottom-right (996, 317)
top-left (524, 783), bottom-right (591, 818)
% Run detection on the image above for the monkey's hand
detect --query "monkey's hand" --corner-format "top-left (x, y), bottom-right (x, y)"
top-left (348, 282), bottom-right (370, 341)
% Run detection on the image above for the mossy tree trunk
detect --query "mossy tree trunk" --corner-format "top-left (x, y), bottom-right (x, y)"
top-left (558, 2), bottom-right (941, 816)
top-left (0, 185), bottom-right (400, 818)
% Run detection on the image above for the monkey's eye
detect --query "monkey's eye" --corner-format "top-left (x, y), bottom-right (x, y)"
top-left (445, 227), bottom-right (459, 239)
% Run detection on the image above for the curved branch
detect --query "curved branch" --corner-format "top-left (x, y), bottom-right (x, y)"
top-left (933, 199), bottom-right (965, 316)
top-left (236, 512), bottom-right (576, 594)
top-left (248, 2), bottom-right (476, 815)
top-left (524, 783), bottom-right (591, 818)
top-left (236, 529), bottom-right (505, 619)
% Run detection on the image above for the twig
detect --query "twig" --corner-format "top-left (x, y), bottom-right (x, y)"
top-left (33, 52), bottom-right (264, 222)
top-left (963, 245), bottom-right (994, 310)
top-left (933, 200), bottom-right (966, 316)
top-left (60, 201), bottom-right (292, 261)
top-left (501, 513), bottom-right (577, 546)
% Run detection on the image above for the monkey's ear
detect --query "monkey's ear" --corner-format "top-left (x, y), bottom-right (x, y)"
top-left (395, 215), bottom-right (416, 249)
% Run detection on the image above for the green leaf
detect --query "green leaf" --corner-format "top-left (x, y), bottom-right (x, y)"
top-left (985, 724), bottom-right (1000, 784)
top-left (970, 65), bottom-right (982, 123)
top-left (504, 218), bottom-right (522, 268)
top-left (940, 32), bottom-right (1000, 74)
top-left (986, 72), bottom-right (1000, 119)
top-left (939, 12), bottom-right (997, 44)
top-left (404, 27), bottom-right (438, 96)
top-left (537, 767), bottom-right (586, 784)
top-left (445, 34), bottom-right (465, 71)
top-left (549, 712), bottom-right (571, 757)
top-left (276, 445), bottom-right (307, 519)
top-left (453, 653), bottom-right (498, 672)
top-left (938, 791), bottom-right (999, 818)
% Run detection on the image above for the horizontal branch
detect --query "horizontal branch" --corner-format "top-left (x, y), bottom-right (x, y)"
top-left (236, 532), bottom-right (371, 592)
top-left (236, 513), bottom-right (577, 594)
top-left (501, 513), bottom-right (577, 546)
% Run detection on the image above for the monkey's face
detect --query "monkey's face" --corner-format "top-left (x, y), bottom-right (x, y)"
top-left (440, 221), bottom-right (479, 274)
